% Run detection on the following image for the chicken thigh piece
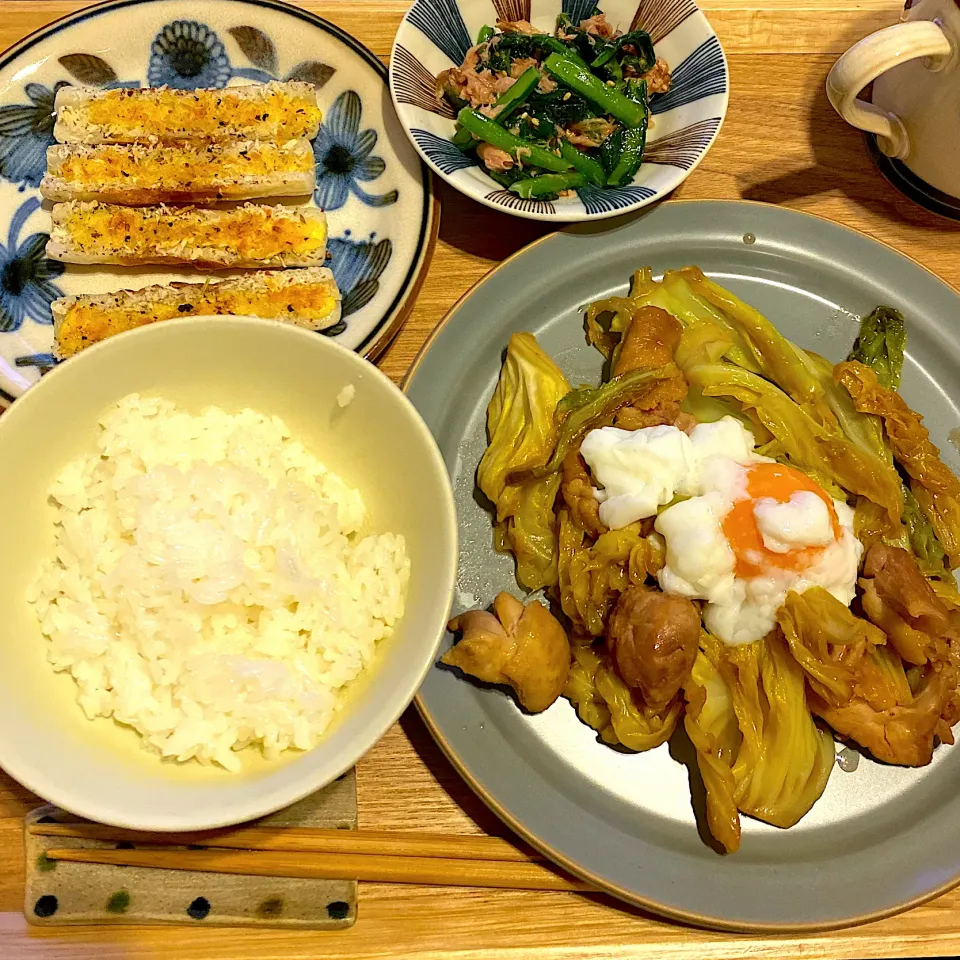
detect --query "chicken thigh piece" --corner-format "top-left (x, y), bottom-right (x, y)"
top-left (444, 593), bottom-right (571, 712)
top-left (607, 584), bottom-right (701, 710)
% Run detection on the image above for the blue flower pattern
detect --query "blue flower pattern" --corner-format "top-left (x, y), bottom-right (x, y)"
top-left (0, 17), bottom-right (396, 367)
top-left (314, 92), bottom-right (398, 211)
top-left (0, 81), bottom-right (69, 190)
top-left (148, 21), bottom-right (233, 89)
top-left (0, 198), bottom-right (65, 333)
top-left (328, 232), bottom-right (393, 322)
top-left (15, 352), bottom-right (57, 372)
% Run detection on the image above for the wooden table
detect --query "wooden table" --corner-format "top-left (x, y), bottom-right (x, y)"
top-left (3, 0), bottom-right (960, 957)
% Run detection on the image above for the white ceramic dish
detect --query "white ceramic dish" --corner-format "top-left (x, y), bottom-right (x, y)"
top-left (0, 0), bottom-right (436, 403)
top-left (389, 0), bottom-right (728, 221)
top-left (0, 317), bottom-right (457, 831)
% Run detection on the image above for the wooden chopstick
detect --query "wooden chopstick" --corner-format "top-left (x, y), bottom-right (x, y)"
top-left (44, 847), bottom-right (593, 892)
top-left (29, 823), bottom-right (542, 863)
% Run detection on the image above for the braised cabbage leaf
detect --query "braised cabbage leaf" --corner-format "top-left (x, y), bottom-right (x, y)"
top-left (725, 633), bottom-right (835, 829)
top-left (478, 332), bottom-right (571, 590)
top-left (557, 507), bottom-right (663, 637)
top-left (776, 587), bottom-right (886, 707)
top-left (836, 360), bottom-right (960, 564)
top-left (564, 643), bottom-right (681, 751)
top-left (847, 306), bottom-right (906, 390)
top-left (683, 632), bottom-right (742, 852)
top-left (478, 331), bottom-right (570, 507)
top-left (690, 362), bottom-right (903, 526)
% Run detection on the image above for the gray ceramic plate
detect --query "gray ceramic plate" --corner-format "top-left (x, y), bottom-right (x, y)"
top-left (404, 200), bottom-right (960, 932)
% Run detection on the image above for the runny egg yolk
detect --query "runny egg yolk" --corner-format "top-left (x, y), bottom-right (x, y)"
top-left (721, 463), bottom-right (842, 578)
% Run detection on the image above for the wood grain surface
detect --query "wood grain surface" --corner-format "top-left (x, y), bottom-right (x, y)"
top-left (4, 0), bottom-right (960, 957)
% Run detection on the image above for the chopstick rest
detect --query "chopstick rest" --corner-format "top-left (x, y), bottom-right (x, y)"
top-left (23, 769), bottom-right (358, 929)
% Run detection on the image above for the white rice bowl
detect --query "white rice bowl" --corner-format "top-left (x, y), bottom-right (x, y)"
top-left (28, 393), bottom-right (410, 771)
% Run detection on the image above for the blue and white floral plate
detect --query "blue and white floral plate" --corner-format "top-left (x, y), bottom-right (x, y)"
top-left (389, 0), bottom-right (728, 221)
top-left (0, 0), bottom-right (436, 403)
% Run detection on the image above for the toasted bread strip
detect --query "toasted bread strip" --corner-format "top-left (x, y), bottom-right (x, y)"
top-left (53, 81), bottom-right (322, 144)
top-left (47, 201), bottom-right (328, 268)
top-left (41, 139), bottom-right (316, 204)
top-left (52, 268), bottom-right (342, 358)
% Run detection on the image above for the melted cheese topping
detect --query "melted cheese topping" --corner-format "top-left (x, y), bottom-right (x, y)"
top-left (60, 203), bottom-right (327, 261)
top-left (57, 278), bottom-right (338, 356)
top-left (55, 141), bottom-right (314, 188)
top-left (74, 85), bottom-right (321, 141)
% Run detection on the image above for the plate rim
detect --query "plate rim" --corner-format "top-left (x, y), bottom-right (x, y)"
top-left (388, 1), bottom-right (729, 223)
top-left (0, 0), bottom-right (437, 390)
top-left (402, 197), bottom-right (960, 933)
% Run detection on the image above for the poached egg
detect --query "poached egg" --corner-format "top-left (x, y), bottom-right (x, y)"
top-left (580, 417), bottom-right (862, 645)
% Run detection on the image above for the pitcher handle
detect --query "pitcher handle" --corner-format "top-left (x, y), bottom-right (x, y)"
top-left (826, 20), bottom-right (953, 159)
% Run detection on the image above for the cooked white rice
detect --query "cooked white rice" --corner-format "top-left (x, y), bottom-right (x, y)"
top-left (28, 394), bottom-right (409, 771)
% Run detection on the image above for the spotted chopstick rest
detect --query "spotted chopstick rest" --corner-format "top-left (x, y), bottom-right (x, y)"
top-left (24, 770), bottom-right (357, 928)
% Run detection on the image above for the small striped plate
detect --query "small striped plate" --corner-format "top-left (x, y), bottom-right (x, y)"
top-left (389, 0), bottom-right (728, 221)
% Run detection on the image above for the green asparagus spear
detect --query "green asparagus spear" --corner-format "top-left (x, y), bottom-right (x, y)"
top-left (491, 67), bottom-right (540, 125)
top-left (509, 171), bottom-right (587, 198)
top-left (543, 53), bottom-right (647, 127)
top-left (558, 141), bottom-right (606, 186)
top-left (606, 80), bottom-right (648, 185)
top-left (457, 107), bottom-right (573, 173)
top-left (451, 125), bottom-right (475, 149)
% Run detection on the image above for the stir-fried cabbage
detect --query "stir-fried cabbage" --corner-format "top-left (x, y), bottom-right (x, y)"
top-left (847, 306), bottom-right (906, 390)
top-left (478, 333), bottom-right (571, 590)
top-left (684, 631), bottom-right (835, 849)
top-left (595, 659), bottom-right (682, 750)
top-left (478, 332), bottom-right (571, 505)
top-left (836, 360), bottom-right (960, 565)
top-left (690, 362), bottom-right (903, 526)
top-left (557, 508), bottom-right (662, 637)
top-left (802, 348), bottom-right (890, 462)
top-left (682, 269), bottom-right (832, 419)
top-left (565, 643), bottom-right (617, 741)
top-left (494, 473), bottom-right (564, 590)
top-left (461, 263), bottom-right (960, 855)
top-left (584, 296), bottom-right (643, 364)
top-left (912, 485), bottom-right (960, 569)
top-left (683, 632), bottom-right (742, 853)
top-left (564, 643), bottom-right (681, 750)
top-left (776, 587), bottom-right (886, 706)
top-left (836, 361), bottom-right (960, 497)
top-left (673, 320), bottom-right (764, 429)
top-left (726, 633), bottom-right (836, 829)
top-left (903, 485), bottom-right (950, 575)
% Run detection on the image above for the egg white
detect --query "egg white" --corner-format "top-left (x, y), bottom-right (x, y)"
top-left (581, 417), bottom-right (863, 645)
